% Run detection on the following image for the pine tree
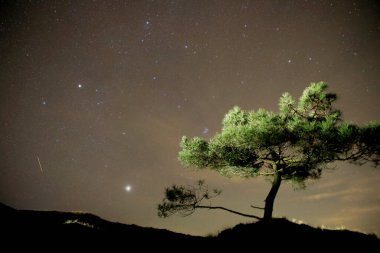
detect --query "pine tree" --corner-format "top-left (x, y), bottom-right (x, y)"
top-left (158, 82), bottom-right (379, 222)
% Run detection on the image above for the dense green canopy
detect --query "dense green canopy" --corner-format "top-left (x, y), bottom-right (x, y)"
top-left (179, 82), bottom-right (379, 184)
top-left (159, 82), bottom-right (379, 221)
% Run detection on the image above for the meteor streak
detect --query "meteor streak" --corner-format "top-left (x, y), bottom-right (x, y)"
top-left (37, 156), bottom-right (43, 173)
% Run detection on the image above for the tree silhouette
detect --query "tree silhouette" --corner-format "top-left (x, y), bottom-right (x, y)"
top-left (158, 82), bottom-right (379, 222)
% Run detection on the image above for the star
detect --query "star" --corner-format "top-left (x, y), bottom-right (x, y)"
top-left (1, 0), bottom-right (377, 238)
top-left (144, 21), bottom-right (152, 30)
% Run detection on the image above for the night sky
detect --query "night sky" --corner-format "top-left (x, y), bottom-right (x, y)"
top-left (1, 0), bottom-right (379, 236)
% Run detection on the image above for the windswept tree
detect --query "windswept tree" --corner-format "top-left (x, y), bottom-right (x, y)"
top-left (158, 82), bottom-right (379, 222)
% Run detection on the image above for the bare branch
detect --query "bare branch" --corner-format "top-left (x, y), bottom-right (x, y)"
top-left (197, 205), bottom-right (261, 220)
top-left (251, 205), bottom-right (264, 210)
top-left (157, 180), bottom-right (261, 220)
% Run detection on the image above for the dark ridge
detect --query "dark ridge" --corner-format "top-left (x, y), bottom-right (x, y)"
top-left (0, 202), bottom-right (201, 249)
top-left (217, 218), bottom-right (380, 249)
top-left (1, 202), bottom-right (378, 251)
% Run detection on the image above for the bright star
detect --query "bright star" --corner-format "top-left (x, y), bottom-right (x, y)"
top-left (78, 84), bottom-right (82, 88)
top-left (125, 185), bottom-right (132, 192)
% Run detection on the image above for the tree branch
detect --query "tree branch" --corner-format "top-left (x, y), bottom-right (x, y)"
top-left (157, 180), bottom-right (262, 220)
top-left (258, 172), bottom-right (275, 175)
top-left (197, 205), bottom-right (261, 220)
top-left (251, 205), bottom-right (264, 210)
top-left (258, 168), bottom-right (283, 176)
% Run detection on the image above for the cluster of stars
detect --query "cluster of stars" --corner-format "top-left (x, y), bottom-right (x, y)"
top-left (2, 0), bottom-right (377, 236)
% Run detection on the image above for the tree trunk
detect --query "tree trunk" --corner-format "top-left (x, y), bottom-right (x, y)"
top-left (263, 172), bottom-right (282, 223)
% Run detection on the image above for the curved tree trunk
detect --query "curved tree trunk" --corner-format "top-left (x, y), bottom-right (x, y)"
top-left (263, 172), bottom-right (282, 223)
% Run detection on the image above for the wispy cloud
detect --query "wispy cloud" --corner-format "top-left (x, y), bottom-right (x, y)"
top-left (311, 178), bottom-right (345, 190)
top-left (303, 188), bottom-right (369, 201)
top-left (319, 206), bottom-right (380, 225)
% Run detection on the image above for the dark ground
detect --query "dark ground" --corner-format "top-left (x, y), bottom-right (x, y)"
top-left (1, 202), bottom-right (378, 251)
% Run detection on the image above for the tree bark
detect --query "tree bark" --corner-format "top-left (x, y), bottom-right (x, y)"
top-left (263, 172), bottom-right (282, 223)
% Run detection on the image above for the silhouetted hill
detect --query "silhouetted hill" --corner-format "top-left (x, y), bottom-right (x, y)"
top-left (0, 202), bottom-right (202, 250)
top-left (1, 202), bottom-right (378, 251)
top-left (217, 218), bottom-right (380, 250)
